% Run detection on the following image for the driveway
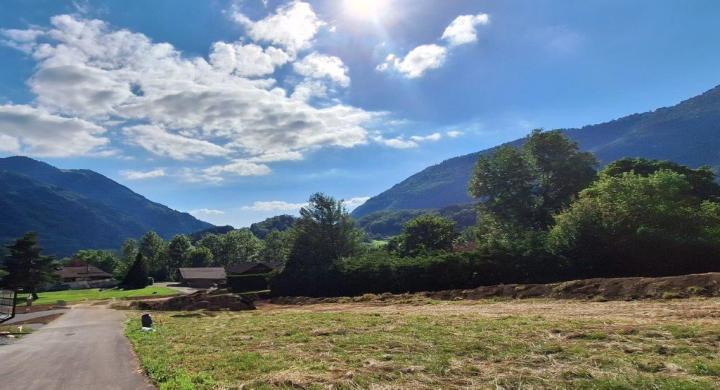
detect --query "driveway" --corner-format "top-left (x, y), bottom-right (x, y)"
top-left (155, 281), bottom-right (202, 294)
top-left (0, 305), bottom-right (154, 389)
top-left (3, 308), bottom-right (67, 325)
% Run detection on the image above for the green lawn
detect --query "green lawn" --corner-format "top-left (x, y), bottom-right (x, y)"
top-left (18, 286), bottom-right (178, 306)
top-left (126, 298), bottom-right (720, 389)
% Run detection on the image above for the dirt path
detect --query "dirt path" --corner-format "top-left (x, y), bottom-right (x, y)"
top-left (0, 304), bottom-right (153, 390)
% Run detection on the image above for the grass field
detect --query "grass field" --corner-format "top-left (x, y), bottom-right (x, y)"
top-left (18, 286), bottom-right (178, 306)
top-left (127, 298), bottom-right (720, 389)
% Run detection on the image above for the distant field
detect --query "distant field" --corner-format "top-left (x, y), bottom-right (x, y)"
top-left (19, 286), bottom-right (178, 306)
top-left (127, 298), bottom-right (720, 389)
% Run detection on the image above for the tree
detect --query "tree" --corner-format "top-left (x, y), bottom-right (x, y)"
top-left (197, 234), bottom-right (223, 259)
top-left (469, 130), bottom-right (597, 230)
top-left (259, 230), bottom-right (293, 264)
top-left (186, 247), bottom-right (213, 267)
top-left (218, 229), bottom-right (262, 266)
top-left (121, 253), bottom-right (150, 289)
top-left (548, 169), bottom-right (720, 277)
top-left (66, 250), bottom-right (119, 274)
top-left (139, 231), bottom-right (167, 280)
top-left (272, 193), bottom-right (362, 296)
top-left (602, 158), bottom-right (720, 201)
top-left (393, 214), bottom-right (457, 256)
top-left (167, 235), bottom-right (192, 280)
top-left (1, 233), bottom-right (58, 298)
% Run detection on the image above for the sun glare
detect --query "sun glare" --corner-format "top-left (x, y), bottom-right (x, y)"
top-left (343, 0), bottom-right (389, 20)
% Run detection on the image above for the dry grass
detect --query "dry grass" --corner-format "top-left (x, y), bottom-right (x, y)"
top-left (127, 298), bottom-right (720, 389)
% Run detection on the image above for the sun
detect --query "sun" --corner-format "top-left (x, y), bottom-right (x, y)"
top-left (342, 0), bottom-right (389, 20)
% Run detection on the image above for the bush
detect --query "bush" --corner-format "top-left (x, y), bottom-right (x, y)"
top-left (228, 274), bottom-right (268, 293)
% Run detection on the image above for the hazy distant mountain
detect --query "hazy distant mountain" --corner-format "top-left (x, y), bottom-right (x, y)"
top-left (353, 84), bottom-right (720, 217)
top-left (0, 156), bottom-right (212, 256)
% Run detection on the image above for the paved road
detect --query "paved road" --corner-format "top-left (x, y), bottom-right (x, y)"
top-left (0, 305), bottom-right (154, 390)
top-left (4, 308), bottom-right (67, 325)
top-left (155, 282), bottom-right (202, 294)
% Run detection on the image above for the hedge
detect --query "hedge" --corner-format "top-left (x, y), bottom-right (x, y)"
top-left (228, 273), bottom-right (269, 293)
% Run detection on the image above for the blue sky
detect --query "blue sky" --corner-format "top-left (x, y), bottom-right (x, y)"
top-left (1, 0), bottom-right (719, 227)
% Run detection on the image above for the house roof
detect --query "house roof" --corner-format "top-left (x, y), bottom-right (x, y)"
top-left (56, 266), bottom-right (113, 279)
top-left (226, 262), bottom-right (276, 275)
top-left (178, 267), bottom-right (227, 280)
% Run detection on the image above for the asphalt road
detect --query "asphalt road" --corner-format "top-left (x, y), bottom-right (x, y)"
top-left (0, 305), bottom-right (154, 389)
top-left (3, 308), bottom-right (67, 325)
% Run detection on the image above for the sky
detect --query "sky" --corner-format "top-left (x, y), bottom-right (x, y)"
top-left (1, 0), bottom-right (720, 227)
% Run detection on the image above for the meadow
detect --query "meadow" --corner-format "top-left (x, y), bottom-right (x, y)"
top-left (127, 297), bottom-right (720, 389)
top-left (18, 286), bottom-right (178, 306)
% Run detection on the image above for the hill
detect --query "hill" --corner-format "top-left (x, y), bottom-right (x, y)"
top-left (353, 84), bottom-right (720, 217)
top-left (0, 156), bottom-right (212, 256)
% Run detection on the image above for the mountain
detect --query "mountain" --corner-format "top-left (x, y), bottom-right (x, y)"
top-left (250, 215), bottom-right (297, 239)
top-left (353, 84), bottom-right (720, 217)
top-left (0, 156), bottom-right (212, 256)
top-left (357, 204), bottom-right (477, 239)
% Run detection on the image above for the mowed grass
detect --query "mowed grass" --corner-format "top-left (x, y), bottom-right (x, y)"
top-left (127, 298), bottom-right (720, 389)
top-left (18, 286), bottom-right (178, 305)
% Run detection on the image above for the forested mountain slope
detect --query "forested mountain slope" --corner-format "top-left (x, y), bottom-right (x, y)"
top-left (353, 85), bottom-right (720, 217)
top-left (0, 156), bottom-right (212, 255)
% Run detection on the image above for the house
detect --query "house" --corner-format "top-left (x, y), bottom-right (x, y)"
top-left (48, 265), bottom-right (117, 291)
top-left (178, 267), bottom-right (227, 288)
top-left (226, 262), bottom-right (277, 276)
top-left (56, 265), bottom-right (113, 283)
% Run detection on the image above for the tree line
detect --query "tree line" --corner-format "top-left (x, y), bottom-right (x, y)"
top-left (271, 130), bottom-right (720, 296)
top-left (3, 129), bottom-right (720, 297)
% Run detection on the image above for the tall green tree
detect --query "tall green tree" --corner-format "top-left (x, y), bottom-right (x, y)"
top-left (218, 229), bottom-right (261, 266)
top-left (272, 193), bottom-right (362, 296)
top-left (469, 130), bottom-right (597, 230)
top-left (548, 169), bottom-right (720, 277)
top-left (66, 250), bottom-right (119, 274)
top-left (259, 230), bottom-right (293, 264)
top-left (167, 235), bottom-right (192, 280)
top-left (602, 158), bottom-right (720, 201)
top-left (139, 231), bottom-right (167, 280)
top-left (392, 214), bottom-right (457, 256)
top-left (197, 233), bottom-right (223, 259)
top-left (121, 253), bottom-right (150, 289)
top-left (1, 233), bottom-right (58, 298)
top-left (186, 247), bottom-right (214, 267)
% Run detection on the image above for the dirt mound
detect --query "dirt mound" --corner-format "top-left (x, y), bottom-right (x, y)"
top-left (133, 291), bottom-right (256, 311)
top-left (271, 272), bottom-right (720, 305)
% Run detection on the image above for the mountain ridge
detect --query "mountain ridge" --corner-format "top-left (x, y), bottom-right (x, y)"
top-left (353, 84), bottom-right (720, 217)
top-left (0, 156), bottom-right (212, 256)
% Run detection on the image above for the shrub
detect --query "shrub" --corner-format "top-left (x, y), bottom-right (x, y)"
top-left (228, 274), bottom-right (268, 293)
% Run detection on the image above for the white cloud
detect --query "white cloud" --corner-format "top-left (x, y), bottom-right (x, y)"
top-left (377, 44), bottom-right (447, 78)
top-left (120, 168), bottom-right (166, 180)
top-left (378, 12), bottom-right (489, 78)
top-left (291, 80), bottom-right (328, 101)
top-left (0, 104), bottom-right (108, 157)
top-left (2, 14), bottom-right (376, 177)
top-left (241, 200), bottom-right (307, 212)
top-left (372, 135), bottom-right (418, 149)
top-left (189, 208), bottom-right (225, 216)
top-left (202, 159), bottom-right (272, 177)
top-left (209, 42), bottom-right (290, 77)
top-left (293, 52), bottom-right (350, 87)
top-left (231, 1), bottom-right (324, 53)
top-left (441, 13), bottom-right (490, 47)
top-left (447, 130), bottom-right (463, 138)
top-left (0, 28), bottom-right (44, 53)
top-left (410, 132), bottom-right (442, 142)
top-left (344, 196), bottom-right (369, 210)
top-left (123, 125), bottom-right (230, 160)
